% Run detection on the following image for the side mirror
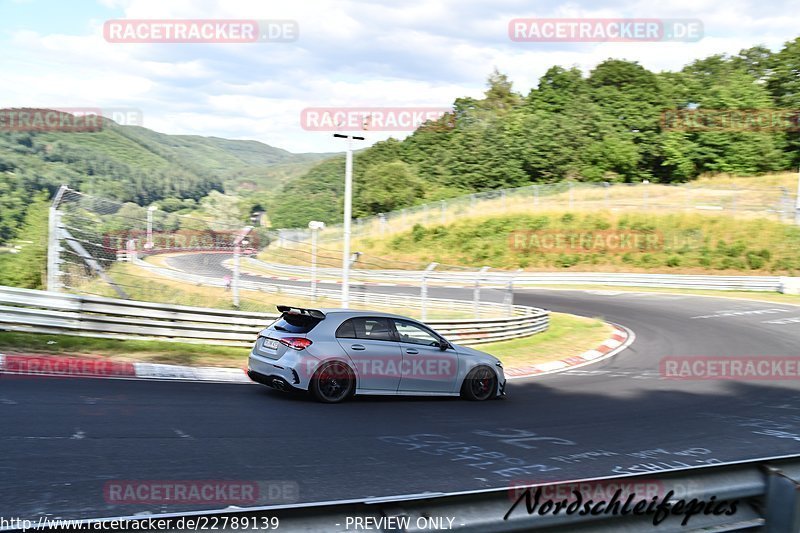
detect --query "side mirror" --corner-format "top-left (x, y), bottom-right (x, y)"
top-left (439, 340), bottom-right (450, 351)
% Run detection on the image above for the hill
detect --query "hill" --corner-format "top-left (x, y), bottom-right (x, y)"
top-left (0, 109), bottom-right (333, 244)
top-left (270, 37), bottom-right (800, 228)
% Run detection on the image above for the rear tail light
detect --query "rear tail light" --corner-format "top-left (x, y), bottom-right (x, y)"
top-left (279, 337), bottom-right (313, 350)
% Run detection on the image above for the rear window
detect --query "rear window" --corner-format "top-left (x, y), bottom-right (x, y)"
top-left (270, 313), bottom-right (323, 334)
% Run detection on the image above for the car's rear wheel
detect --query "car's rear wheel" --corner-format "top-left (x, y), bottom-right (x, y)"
top-left (461, 366), bottom-right (497, 401)
top-left (310, 362), bottom-right (355, 403)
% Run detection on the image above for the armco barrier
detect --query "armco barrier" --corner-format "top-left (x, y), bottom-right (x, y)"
top-left (23, 455), bottom-right (800, 532)
top-left (133, 258), bottom-right (514, 316)
top-left (246, 258), bottom-right (792, 292)
top-left (0, 286), bottom-right (549, 347)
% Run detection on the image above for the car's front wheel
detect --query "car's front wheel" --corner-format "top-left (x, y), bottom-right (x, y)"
top-left (310, 362), bottom-right (355, 403)
top-left (461, 366), bottom-right (497, 401)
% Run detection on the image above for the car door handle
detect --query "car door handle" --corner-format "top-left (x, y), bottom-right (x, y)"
top-left (406, 349), bottom-right (419, 354)
top-left (351, 344), bottom-right (366, 351)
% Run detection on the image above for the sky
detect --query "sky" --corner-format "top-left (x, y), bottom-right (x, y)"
top-left (0, 0), bottom-right (797, 154)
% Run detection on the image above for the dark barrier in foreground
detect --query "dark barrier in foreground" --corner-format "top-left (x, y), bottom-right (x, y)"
top-left (9, 455), bottom-right (800, 532)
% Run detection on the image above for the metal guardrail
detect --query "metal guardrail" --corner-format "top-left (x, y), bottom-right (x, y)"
top-left (20, 455), bottom-right (800, 532)
top-left (0, 286), bottom-right (549, 347)
top-left (133, 258), bottom-right (516, 318)
top-left (246, 258), bottom-right (796, 293)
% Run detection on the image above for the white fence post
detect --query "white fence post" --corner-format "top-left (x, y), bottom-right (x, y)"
top-left (781, 277), bottom-right (800, 295)
top-left (505, 268), bottom-right (521, 316)
top-left (421, 262), bottom-right (438, 321)
top-left (473, 266), bottom-right (490, 318)
top-left (232, 226), bottom-right (253, 309)
top-left (47, 185), bottom-right (68, 293)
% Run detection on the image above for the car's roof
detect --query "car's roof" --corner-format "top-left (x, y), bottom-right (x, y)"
top-left (316, 308), bottom-right (414, 320)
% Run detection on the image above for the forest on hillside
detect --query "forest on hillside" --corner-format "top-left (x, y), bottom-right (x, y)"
top-left (269, 37), bottom-right (800, 228)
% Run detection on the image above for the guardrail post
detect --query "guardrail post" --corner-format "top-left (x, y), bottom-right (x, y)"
top-left (473, 266), bottom-right (490, 318)
top-left (47, 209), bottom-right (63, 292)
top-left (781, 277), bottom-right (800, 295)
top-left (765, 466), bottom-right (800, 532)
top-left (232, 226), bottom-right (253, 309)
top-left (421, 262), bottom-right (438, 321)
top-left (47, 185), bottom-right (67, 293)
top-left (504, 268), bottom-right (522, 315)
top-left (232, 243), bottom-right (241, 308)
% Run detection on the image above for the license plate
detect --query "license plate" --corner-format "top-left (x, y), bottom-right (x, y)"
top-left (264, 339), bottom-right (279, 350)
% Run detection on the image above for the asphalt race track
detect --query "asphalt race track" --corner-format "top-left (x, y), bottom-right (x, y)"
top-left (3, 254), bottom-right (800, 521)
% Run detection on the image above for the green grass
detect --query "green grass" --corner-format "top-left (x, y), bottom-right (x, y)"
top-left (0, 312), bottom-right (612, 370)
top-left (351, 211), bottom-right (800, 275)
top-left (485, 313), bottom-right (612, 368)
top-left (0, 331), bottom-right (249, 366)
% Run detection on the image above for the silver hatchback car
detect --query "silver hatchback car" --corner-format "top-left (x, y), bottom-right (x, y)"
top-left (247, 306), bottom-right (506, 403)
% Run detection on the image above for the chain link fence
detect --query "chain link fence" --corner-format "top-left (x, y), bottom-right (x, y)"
top-left (46, 187), bottom-right (515, 320)
top-left (47, 186), bottom-right (273, 311)
top-left (276, 180), bottom-right (800, 245)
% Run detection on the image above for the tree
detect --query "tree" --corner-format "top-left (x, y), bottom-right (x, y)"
top-left (356, 161), bottom-right (424, 214)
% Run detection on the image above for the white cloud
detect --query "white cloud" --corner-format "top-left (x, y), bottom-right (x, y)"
top-left (0, 0), bottom-right (796, 152)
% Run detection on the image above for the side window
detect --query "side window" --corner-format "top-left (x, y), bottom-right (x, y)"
top-left (335, 319), bottom-right (356, 339)
top-left (357, 318), bottom-right (394, 341)
top-left (394, 320), bottom-right (441, 346)
top-left (338, 317), bottom-right (395, 342)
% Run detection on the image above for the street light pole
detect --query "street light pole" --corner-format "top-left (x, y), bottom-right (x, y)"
top-left (334, 133), bottom-right (364, 308)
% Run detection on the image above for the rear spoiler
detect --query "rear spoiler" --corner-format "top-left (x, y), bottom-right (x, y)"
top-left (276, 306), bottom-right (326, 319)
